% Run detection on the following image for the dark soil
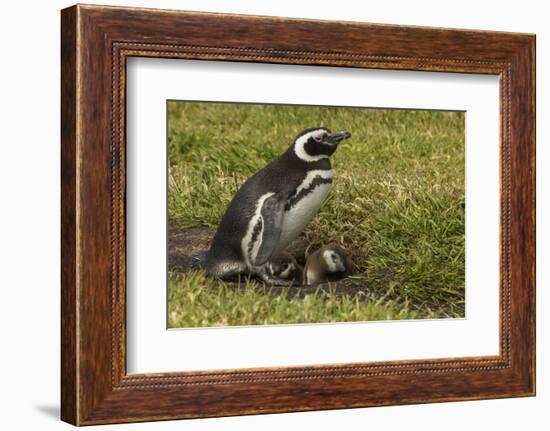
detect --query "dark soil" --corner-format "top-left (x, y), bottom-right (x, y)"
top-left (167, 220), bottom-right (379, 299)
top-left (168, 223), bottom-right (215, 273)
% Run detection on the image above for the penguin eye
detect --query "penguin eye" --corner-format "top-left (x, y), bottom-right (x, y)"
top-left (315, 132), bottom-right (328, 142)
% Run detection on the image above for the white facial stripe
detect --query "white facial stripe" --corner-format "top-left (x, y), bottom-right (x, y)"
top-left (241, 192), bottom-right (275, 267)
top-left (294, 130), bottom-right (330, 162)
top-left (323, 250), bottom-right (343, 273)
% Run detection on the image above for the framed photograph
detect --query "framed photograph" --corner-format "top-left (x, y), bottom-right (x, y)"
top-left (61, 4), bottom-right (535, 425)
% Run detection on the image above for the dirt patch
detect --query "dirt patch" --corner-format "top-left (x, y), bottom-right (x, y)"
top-left (168, 221), bottom-right (380, 299)
top-left (168, 222), bottom-right (214, 272)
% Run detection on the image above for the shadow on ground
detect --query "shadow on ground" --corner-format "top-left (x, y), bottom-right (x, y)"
top-left (35, 404), bottom-right (59, 420)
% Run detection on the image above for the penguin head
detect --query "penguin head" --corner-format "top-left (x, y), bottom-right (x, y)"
top-left (267, 259), bottom-right (296, 279)
top-left (293, 127), bottom-right (351, 161)
top-left (267, 255), bottom-right (304, 284)
top-left (304, 242), bottom-right (354, 285)
top-left (321, 243), bottom-right (354, 276)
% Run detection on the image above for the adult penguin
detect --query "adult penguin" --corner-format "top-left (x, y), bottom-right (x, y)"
top-left (197, 127), bottom-right (351, 284)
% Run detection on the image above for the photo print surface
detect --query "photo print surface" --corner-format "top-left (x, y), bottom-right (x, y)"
top-left (167, 101), bottom-right (465, 328)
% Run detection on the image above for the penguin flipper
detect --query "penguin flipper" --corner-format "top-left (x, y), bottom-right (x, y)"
top-left (252, 194), bottom-right (285, 266)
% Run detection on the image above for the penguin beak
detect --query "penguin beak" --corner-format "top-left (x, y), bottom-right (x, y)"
top-left (326, 131), bottom-right (351, 145)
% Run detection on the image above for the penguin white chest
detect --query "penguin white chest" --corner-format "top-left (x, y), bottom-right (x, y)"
top-left (276, 169), bottom-right (333, 254)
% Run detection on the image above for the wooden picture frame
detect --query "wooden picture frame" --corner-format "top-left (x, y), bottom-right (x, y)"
top-left (61, 4), bottom-right (535, 425)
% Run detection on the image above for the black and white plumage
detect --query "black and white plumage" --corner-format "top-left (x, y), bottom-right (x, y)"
top-left (265, 254), bottom-right (304, 285)
top-left (200, 127), bottom-right (351, 284)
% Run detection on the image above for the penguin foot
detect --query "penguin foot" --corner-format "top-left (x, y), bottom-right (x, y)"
top-left (253, 264), bottom-right (297, 286)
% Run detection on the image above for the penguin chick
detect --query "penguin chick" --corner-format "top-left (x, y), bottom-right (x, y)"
top-left (304, 243), bottom-right (354, 285)
top-left (265, 254), bottom-right (304, 285)
top-left (201, 127), bottom-right (351, 283)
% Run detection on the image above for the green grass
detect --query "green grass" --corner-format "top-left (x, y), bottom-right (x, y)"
top-left (168, 271), bottom-right (421, 328)
top-left (168, 102), bottom-right (465, 328)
